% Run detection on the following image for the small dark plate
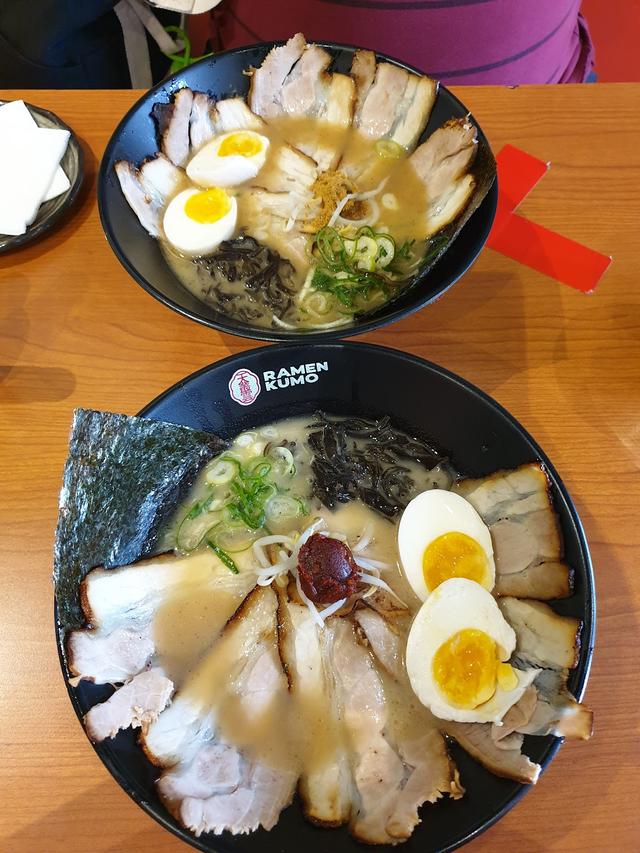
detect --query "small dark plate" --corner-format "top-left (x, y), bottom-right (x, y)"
top-left (0, 101), bottom-right (84, 254)
top-left (56, 342), bottom-right (595, 853)
top-left (98, 42), bottom-right (497, 342)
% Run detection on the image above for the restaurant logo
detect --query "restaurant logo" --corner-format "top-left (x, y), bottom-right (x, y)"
top-left (228, 368), bottom-right (261, 406)
top-left (263, 361), bottom-right (329, 391)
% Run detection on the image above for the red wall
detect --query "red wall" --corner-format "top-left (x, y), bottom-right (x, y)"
top-left (581, 0), bottom-right (640, 81)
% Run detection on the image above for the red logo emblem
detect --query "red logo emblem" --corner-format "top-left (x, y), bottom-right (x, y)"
top-left (228, 368), bottom-right (261, 406)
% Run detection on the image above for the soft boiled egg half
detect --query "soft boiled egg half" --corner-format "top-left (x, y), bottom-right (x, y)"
top-left (406, 578), bottom-right (537, 723)
top-left (398, 490), bottom-right (495, 600)
top-left (163, 187), bottom-right (237, 255)
top-left (186, 130), bottom-right (269, 187)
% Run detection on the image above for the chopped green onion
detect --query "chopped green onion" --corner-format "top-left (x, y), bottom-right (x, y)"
top-left (207, 540), bottom-right (239, 574)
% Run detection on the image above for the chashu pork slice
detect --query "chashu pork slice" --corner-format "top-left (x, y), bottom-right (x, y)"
top-left (295, 71), bottom-right (355, 171)
top-left (250, 143), bottom-right (318, 195)
top-left (497, 598), bottom-right (592, 740)
top-left (215, 98), bottom-right (266, 133)
top-left (518, 669), bottom-right (593, 740)
top-left (189, 92), bottom-right (219, 151)
top-left (152, 87), bottom-right (194, 168)
top-left (442, 720), bottom-right (541, 785)
top-left (332, 618), bottom-right (405, 845)
top-left (353, 609), bottom-right (464, 839)
top-left (114, 153), bottom-right (186, 237)
top-left (278, 599), bottom-right (352, 826)
top-left (353, 606), bottom-right (404, 680)
top-left (351, 50), bottom-right (376, 116)
top-left (68, 566), bottom-right (253, 684)
top-left (409, 117), bottom-right (478, 237)
top-left (180, 761), bottom-right (296, 837)
top-left (141, 585), bottom-right (278, 768)
top-left (249, 33), bottom-right (307, 118)
top-left (84, 668), bottom-right (173, 742)
top-left (279, 44), bottom-right (333, 115)
top-left (67, 622), bottom-right (154, 685)
top-left (499, 597), bottom-right (581, 670)
top-left (154, 587), bottom-right (296, 836)
top-left (177, 645), bottom-right (296, 837)
top-left (354, 61), bottom-right (436, 149)
top-left (80, 550), bottom-right (248, 634)
top-left (158, 742), bottom-right (243, 817)
top-left (356, 62), bottom-right (410, 139)
top-left (456, 462), bottom-right (573, 600)
top-left (387, 731), bottom-right (463, 841)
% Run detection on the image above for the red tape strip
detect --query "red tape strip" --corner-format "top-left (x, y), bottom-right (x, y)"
top-left (494, 144), bottom-right (549, 214)
top-left (487, 145), bottom-right (611, 292)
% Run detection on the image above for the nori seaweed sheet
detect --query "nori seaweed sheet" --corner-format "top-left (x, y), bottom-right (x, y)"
top-left (53, 409), bottom-right (226, 630)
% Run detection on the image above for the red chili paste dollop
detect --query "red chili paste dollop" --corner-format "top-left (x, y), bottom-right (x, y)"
top-left (297, 533), bottom-right (360, 604)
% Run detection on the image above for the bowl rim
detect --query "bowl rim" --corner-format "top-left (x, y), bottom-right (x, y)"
top-left (97, 40), bottom-right (498, 343)
top-left (55, 340), bottom-right (595, 853)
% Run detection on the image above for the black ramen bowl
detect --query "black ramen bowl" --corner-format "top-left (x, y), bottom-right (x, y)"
top-left (57, 342), bottom-right (594, 853)
top-left (98, 42), bottom-right (497, 342)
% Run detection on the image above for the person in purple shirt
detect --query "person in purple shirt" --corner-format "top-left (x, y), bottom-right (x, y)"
top-left (211, 0), bottom-right (594, 85)
top-left (0, 0), bottom-right (593, 87)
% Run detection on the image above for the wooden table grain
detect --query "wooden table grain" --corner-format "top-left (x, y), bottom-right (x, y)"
top-left (1, 84), bottom-right (639, 853)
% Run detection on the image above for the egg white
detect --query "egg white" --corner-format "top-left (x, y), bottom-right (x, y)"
top-left (186, 131), bottom-right (269, 188)
top-left (398, 489), bottom-right (495, 600)
top-left (406, 578), bottom-right (537, 724)
top-left (163, 188), bottom-right (237, 255)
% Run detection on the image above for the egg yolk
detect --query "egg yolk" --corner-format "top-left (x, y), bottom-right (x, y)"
top-left (184, 188), bottom-right (231, 224)
top-left (422, 532), bottom-right (489, 592)
top-left (218, 132), bottom-right (262, 158)
top-left (432, 628), bottom-right (516, 709)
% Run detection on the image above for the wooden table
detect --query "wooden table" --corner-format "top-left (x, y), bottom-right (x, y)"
top-left (1, 84), bottom-right (638, 853)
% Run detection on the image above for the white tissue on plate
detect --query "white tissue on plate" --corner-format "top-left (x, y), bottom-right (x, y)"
top-left (0, 100), bottom-right (71, 237)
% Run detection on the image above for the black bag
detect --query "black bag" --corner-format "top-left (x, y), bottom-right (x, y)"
top-left (0, 0), bottom-right (177, 88)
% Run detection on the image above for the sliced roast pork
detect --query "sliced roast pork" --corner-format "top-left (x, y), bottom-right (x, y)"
top-left (278, 600), bottom-right (352, 826)
top-left (158, 742), bottom-right (243, 816)
top-left (442, 720), bottom-right (541, 784)
top-left (248, 33), bottom-right (307, 118)
top-left (152, 87), bottom-right (194, 167)
top-left (114, 153), bottom-right (186, 237)
top-left (251, 143), bottom-right (318, 195)
top-left (408, 118), bottom-right (477, 236)
top-left (215, 98), bottom-right (265, 133)
top-left (279, 44), bottom-right (333, 115)
top-left (498, 597), bottom-right (581, 670)
top-left (456, 463), bottom-right (573, 599)
top-left (354, 606), bottom-right (404, 679)
top-left (355, 63), bottom-right (411, 139)
top-left (496, 598), bottom-right (592, 739)
top-left (84, 668), bottom-right (173, 742)
top-left (69, 557), bottom-right (253, 688)
top-left (67, 622), bottom-right (154, 684)
top-left (350, 50), bottom-right (377, 116)
top-left (332, 619), bottom-right (405, 844)
top-left (142, 585), bottom-right (279, 767)
top-left (169, 644), bottom-right (296, 837)
top-left (80, 550), bottom-right (243, 633)
top-left (519, 669), bottom-right (593, 740)
top-left (149, 586), bottom-right (296, 836)
top-left (354, 62), bottom-right (436, 151)
top-left (189, 92), bottom-right (219, 151)
top-left (387, 731), bottom-right (463, 841)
